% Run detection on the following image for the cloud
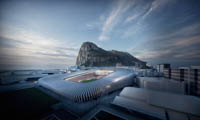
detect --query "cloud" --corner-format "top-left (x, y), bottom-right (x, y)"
top-left (98, 0), bottom-right (200, 66)
top-left (86, 14), bottom-right (106, 31)
top-left (151, 22), bottom-right (200, 42)
top-left (0, 28), bottom-right (59, 48)
top-left (98, 0), bottom-right (135, 41)
top-left (127, 21), bottom-right (200, 65)
top-left (124, 1), bottom-right (152, 24)
top-left (122, 0), bottom-right (174, 39)
top-left (129, 44), bottom-right (200, 65)
top-left (125, 14), bottom-right (139, 23)
top-left (0, 25), bottom-right (78, 52)
top-left (0, 25), bottom-right (78, 69)
top-left (123, 0), bottom-right (172, 24)
top-left (34, 51), bottom-right (76, 58)
top-left (129, 48), bottom-right (171, 59)
top-left (142, 0), bottom-right (172, 19)
top-left (86, 23), bottom-right (95, 30)
top-left (174, 35), bottom-right (200, 47)
top-left (98, 0), bottom-right (171, 41)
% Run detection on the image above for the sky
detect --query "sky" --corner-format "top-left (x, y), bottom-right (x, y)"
top-left (0, 0), bottom-right (200, 70)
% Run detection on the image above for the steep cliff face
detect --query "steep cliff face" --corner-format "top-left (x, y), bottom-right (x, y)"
top-left (76, 42), bottom-right (146, 67)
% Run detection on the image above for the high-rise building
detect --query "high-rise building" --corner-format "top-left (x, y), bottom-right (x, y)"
top-left (163, 66), bottom-right (200, 96)
top-left (157, 64), bottom-right (171, 73)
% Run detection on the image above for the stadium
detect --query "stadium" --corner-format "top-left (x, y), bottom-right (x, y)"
top-left (38, 68), bottom-right (135, 102)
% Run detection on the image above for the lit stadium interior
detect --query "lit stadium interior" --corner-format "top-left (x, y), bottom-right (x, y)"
top-left (64, 70), bottom-right (114, 83)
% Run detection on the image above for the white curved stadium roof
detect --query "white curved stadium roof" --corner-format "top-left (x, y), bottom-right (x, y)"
top-left (38, 68), bottom-right (135, 102)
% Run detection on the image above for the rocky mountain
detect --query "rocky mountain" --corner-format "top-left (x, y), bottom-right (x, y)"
top-left (76, 42), bottom-right (146, 67)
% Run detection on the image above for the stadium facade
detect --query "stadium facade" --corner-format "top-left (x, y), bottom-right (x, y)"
top-left (38, 68), bottom-right (135, 102)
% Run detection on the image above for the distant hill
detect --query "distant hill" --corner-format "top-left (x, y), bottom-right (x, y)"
top-left (76, 42), bottom-right (146, 68)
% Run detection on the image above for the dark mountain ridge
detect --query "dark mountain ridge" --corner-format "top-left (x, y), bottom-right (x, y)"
top-left (76, 42), bottom-right (146, 67)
